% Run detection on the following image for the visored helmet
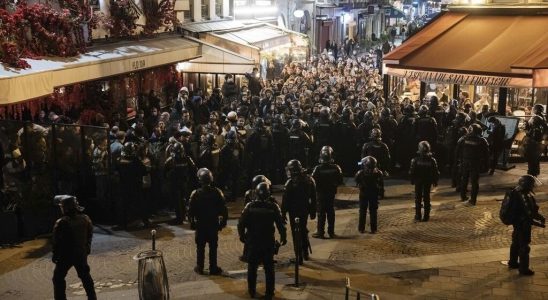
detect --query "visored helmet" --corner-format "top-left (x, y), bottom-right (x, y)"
top-left (286, 159), bottom-right (303, 177)
top-left (197, 168), bottom-right (213, 185)
top-left (417, 140), bottom-right (431, 155)
top-left (255, 182), bottom-right (271, 201)
top-left (251, 175), bottom-right (271, 189)
top-left (319, 146), bottom-right (334, 163)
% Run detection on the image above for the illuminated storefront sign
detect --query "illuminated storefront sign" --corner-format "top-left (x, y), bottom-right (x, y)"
top-left (402, 70), bottom-right (512, 86)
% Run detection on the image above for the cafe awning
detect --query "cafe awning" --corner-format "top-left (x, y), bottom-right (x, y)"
top-left (0, 35), bottom-right (200, 104)
top-left (384, 9), bottom-right (548, 88)
top-left (176, 37), bottom-right (256, 74)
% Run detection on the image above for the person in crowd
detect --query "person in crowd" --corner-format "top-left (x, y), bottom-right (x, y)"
top-left (355, 156), bottom-right (384, 234)
top-left (507, 175), bottom-right (545, 276)
top-left (52, 195), bottom-right (96, 300)
top-left (238, 182), bottom-right (286, 299)
top-left (188, 168), bottom-right (228, 275)
top-left (311, 146), bottom-right (343, 239)
top-left (282, 159), bottom-right (316, 264)
top-left (409, 141), bottom-right (439, 222)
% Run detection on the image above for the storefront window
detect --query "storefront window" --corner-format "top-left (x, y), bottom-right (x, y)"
top-left (201, 0), bottom-right (209, 19)
top-left (215, 0), bottom-right (222, 16)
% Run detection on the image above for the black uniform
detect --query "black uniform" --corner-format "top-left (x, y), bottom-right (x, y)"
top-left (378, 116), bottom-right (398, 164)
top-left (271, 122), bottom-right (289, 184)
top-left (334, 119), bottom-right (358, 176)
top-left (219, 140), bottom-right (243, 201)
top-left (52, 214), bottom-right (96, 300)
top-left (246, 128), bottom-right (273, 177)
top-left (357, 120), bottom-right (379, 148)
top-left (188, 186), bottom-right (228, 272)
top-left (445, 124), bottom-right (468, 188)
top-left (312, 118), bottom-right (334, 161)
top-left (238, 199), bottom-right (286, 297)
top-left (312, 163), bottom-right (343, 237)
top-left (116, 157), bottom-right (148, 228)
top-left (282, 174), bottom-right (316, 263)
top-left (508, 188), bottom-right (545, 274)
top-left (415, 115), bottom-right (438, 149)
top-left (362, 140), bottom-right (391, 174)
top-left (164, 156), bottom-right (198, 223)
top-left (523, 116), bottom-right (547, 176)
top-left (455, 134), bottom-right (489, 204)
top-left (409, 154), bottom-right (439, 221)
top-left (287, 129), bottom-right (312, 168)
top-left (395, 114), bottom-right (416, 170)
top-left (355, 169), bottom-right (384, 233)
top-left (487, 120), bottom-right (506, 173)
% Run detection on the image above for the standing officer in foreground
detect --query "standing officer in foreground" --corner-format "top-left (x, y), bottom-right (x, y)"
top-left (282, 159), bottom-right (316, 264)
top-left (409, 141), bottom-right (439, 222)
top-left (238, 182), bottom-right (287, 299)
top-left (455, 124), bottom-right (489, 206)
top-left (188, 168), bottom-right (228, 275)
top-left (355, 156), bottom-right (384, 234)
top-left (507, 175), bottom-right (545, 276)
top-left (312, 146), bottom-right (343, 239)
top-left (52, 195), bottom-right (96, 300)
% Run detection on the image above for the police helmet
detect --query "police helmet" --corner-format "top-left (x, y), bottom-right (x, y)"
top-left (360, 156), bottom-right (377, 170)
top-left (255, 117), bottom-right (265, 129)
top-left (251, 175), bottom-right (271, 189)
top-left (55, 195), bottom-right (84, 214)
top-left (121, 142), bottom-right (137, 159)
top-left (370, 128), bottom-right (382, 140)
top-left (404, 105), bottom-right (415, 116)
top-left (469, 123), bottom-right (483, 136)
top-left (171, 142), bottom-right (184, 157)
top-left (286, 159), bottom-right (303, 177)
top-left (255, 182), bottom-right (271, 201)
top-left (417, 141), bottom-right (431, 155)
top-left (197, 168), bottom-right (213, 185)
top-left (518, 175), bottom-right (541, 192)
top-left (364, 111), bottom-right (374, 121)
top-left (533, 104), bottom-right (544, 115)
top-left (291, 119), bottom-right (302, 130)
top-left (319, 146), bottom-right (334, 164)
top-left (381, 107), bottom-right (391, 118)
top-left (418, 105), bottom-right (429, 116)
top-left (320, 106), bottom-right (330, 117)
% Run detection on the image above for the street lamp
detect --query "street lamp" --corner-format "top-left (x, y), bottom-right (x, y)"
top-left (294, 9), bottom-right (304, 33)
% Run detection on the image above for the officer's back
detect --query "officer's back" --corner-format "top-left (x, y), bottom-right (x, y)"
top-left (54, 213), bottom-right (93, 260)
top-left (189, 185), bottom-right (225, 229)
top-left (284, 174), bottom-right (315, 216)
top-left (457, 133), bottom-right (489, 162)
top-left (241, 199), bottom-right (282, 246)
top-left (312, 163), bottom-right (343, 196)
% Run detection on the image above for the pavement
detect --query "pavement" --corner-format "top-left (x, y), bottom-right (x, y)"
top-left (2, 162), bottom-right (548, 299)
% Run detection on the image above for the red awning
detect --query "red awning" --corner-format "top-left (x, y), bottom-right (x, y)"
top-left (384, 9), bottom-right (548, 88)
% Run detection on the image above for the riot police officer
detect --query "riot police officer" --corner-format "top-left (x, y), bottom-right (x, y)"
top-left (219, 130), bottom-right (243, 202)
top-left (445, 112), bottom-right (468, 189)
top-left (523, 104), bottom-right (547, 176)
top-left (362, 128), bottom-right (391, 176)
top-left (238, 182), bottom-right (287, 299)
top-left (395, 105), bottom-right (417, 171)
top-left (312, 146), bottom-right (344, 239)
top-left (334, 107), bottom-right (358, 176)
top-left (508, 175), bottom-right (545, 276)
top-left (164, 142), bottom-right (198, 224)
top-left (409, 141), bottom-right (439, 222)
top-left (52, 195), bottom-right (96, 300)
top-left (245, 118), bottom-right (273, 178)
top-left (312, 106), bottom-right (334, 163)
top-left (188, 168), bottom-right (228, 275)
top-left (455, 124), bottom-right (489, 206)
top-left (271, 114), bottom-right (289, 184)
top-left (357, 111), bottom-right (379, 147)
top-left (487, 116), bottom-right (506, 175)
top-left (415, 105), bottom-right (438, 149)
top-left (355, 156), bottom-right (384, 234)
top-left (378, 107), bottom-right (398, 162)
top-left (116, 142), bottom-right (150, 230)
top-left (282, 160), bottom-right (316, 264)
top-left (287, 119), bottom-right (312, 168)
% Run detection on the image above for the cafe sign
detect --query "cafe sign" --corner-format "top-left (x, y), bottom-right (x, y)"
top-left (402, 70), bottom-right (512, 86)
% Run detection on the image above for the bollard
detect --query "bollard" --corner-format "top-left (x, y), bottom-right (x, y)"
top-left (152, 229), bottom-right (156, 251)
top-left (294, 217), bottom-right (300, 287)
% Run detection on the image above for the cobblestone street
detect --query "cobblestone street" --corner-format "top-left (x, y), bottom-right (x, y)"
top-left (2, 163), bottom-right (548, 299)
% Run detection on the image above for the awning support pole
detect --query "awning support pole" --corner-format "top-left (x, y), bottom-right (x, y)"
top-left (419, 81), bottom-right (426, 102)
top-left (498, 87), bottom-right (508, 116)
top-left (383, 74), bottom-right (390, 101)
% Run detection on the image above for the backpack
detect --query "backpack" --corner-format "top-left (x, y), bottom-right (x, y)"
top-left (499, 189), bottom-right (515, 225)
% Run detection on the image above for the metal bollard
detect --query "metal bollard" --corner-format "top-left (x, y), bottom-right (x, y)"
top-left (134, 230), bottom-right (170, 300)
top-left (294, 217), bottom-right (300, 287)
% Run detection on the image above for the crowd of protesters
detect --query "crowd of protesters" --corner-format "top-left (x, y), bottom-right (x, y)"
top-left (1, 48), bottom-right (546, 231)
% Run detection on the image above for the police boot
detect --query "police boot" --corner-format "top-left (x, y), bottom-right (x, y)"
top-left (414, 204), bottom-right (422, 221)
top-left (422, 209), bottom-right (430, 222)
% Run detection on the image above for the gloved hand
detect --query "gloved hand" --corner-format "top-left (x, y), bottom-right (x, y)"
top-left (239, 235), bottom-right (246, 243)
top-left (52, 256), bottom-right (58, 264)
top-left (280, 237), bottom-right (287, 246)
top-left (310, 213), bottom-right (316, 220)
